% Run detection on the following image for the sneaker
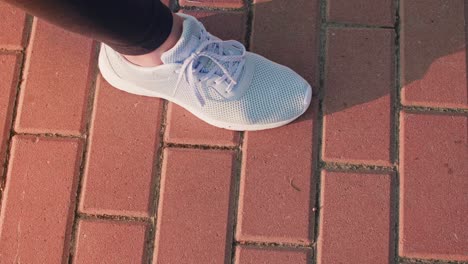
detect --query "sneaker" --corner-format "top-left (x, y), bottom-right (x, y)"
top-left (98, 13), bottom-right (312, 131)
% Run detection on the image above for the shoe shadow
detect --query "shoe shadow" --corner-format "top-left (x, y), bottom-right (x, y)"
top-left (180, 0), bottom-right (466, 119)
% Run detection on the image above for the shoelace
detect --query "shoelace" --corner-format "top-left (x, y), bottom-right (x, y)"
top-left (173, 28), bottom-right (246, 106)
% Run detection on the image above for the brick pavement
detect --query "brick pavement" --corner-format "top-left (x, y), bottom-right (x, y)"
top-left (0, 0), bottom-right (467, 263)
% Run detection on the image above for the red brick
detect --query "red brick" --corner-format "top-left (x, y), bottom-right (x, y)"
top-left (237, 103), bottom-right (317, 244)
top-left (0, 136), bottom-right (82, 263)
top-left (0, 54), bottom-right (20, 177)
top-left (400, 112), bottom-right (468, 260)
top-left (15, 19), bottom-right (94, 135)
top-left (401, 0), bottom-right (467, 109)
top-left (0, 2), bottom-right (26, 49)
top-left (323, 28), bottom-right (394, 166)
top-left (327, 0), bottom-right (394, 26)
top-left (74, 220), bottom-right (148, 264)
top-left (317, 171), bottom-right (394, 264)
top-left (251, 0), bottom-right (319, 86)
top-left (180, 0), bottom-right (244, 9)
top-left (165, 103), bottom-right (239, 146)
top-left (181, 10), bottom-right (246, 43)
top-left (235, 246), bottom-right (310, 264)
top-left (154, 148), bottom-right (235, 264)
top-left (80, 76), bottom-right (162, 217)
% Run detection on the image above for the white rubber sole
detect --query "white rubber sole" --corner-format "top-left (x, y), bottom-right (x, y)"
top-left (99, 49), bottom-right (312, 131)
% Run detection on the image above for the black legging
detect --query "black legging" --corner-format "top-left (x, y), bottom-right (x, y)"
top-left (3, 0), bottom-right (173, 55)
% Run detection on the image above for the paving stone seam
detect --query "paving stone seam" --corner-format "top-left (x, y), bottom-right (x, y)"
top-left (145, 99), bottom-right (169, 264)
top-left (229, 131), bottom-right (245, 264)
top-left (320, 157), bottom-right (398, 170)
top-left (399, 257), bottom-right (468, 264)
top-left (321, 161), bottom-right (396, 173)
top-left (78, 212), bottom-right (151, 224)
top-left (164, 142), bottom-right (238, 151)
top-left (13, 132), bottom-right (85, 139)
top-left (402, 105), bottom-right (468, 114)
top-left (0, 14), bottom-right (33, 216)
top-left (66, 42), bottom-right (100, 264)
top-left (393, 0), bottom-right (402, 262)
top-left (236, 240), bottom-right (314, 250)
top-left (244, 0), bottom-right (254, 51)
top-left (312, 0), bottom-right (328, 263)
top-left (0, 48), bottom-right (23, 55)
top-left (326, 21), bottom-right (395, 29)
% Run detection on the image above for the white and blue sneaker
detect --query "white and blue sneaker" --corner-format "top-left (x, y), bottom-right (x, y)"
top-left (98, 13), bottom-right (312, 131)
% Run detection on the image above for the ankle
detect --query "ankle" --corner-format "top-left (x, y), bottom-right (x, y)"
top-left (123, 13), bottom-right (183, 67)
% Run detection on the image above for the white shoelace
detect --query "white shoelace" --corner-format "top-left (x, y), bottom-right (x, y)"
top-left (173, 29), bottom-right (246, 106)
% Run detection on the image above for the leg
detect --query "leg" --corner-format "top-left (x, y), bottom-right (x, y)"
top-left (3, 0), bottom-right (181, 65)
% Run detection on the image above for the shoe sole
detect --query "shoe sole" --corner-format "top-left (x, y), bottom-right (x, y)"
top-left (99, 48), bottom-right (312, 131)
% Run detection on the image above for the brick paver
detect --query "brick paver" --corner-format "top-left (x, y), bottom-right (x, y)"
top-left (400, 112), bottom-right (468, 260)
top-left (0, 1), bottom-right (467, 263)
top-left (327, 0), bottom-right (395, 26)
top-left (154, 149), bottom-right (236, 263)
top-left (318, 171), bottom-right (395, 264)
top-left (237, 104), bottom-right (317, 244)
top-left (15, 19), bottom-right (94, 135)
top-left (235, 246), bottom-right (310, 264)
top-left (0, 136), bottom-right (82, 263)
top-left (251, 0), bottom-right (319, 86)
top-left (73, 220), bottom-right (148, 264)
top-left (401, 0), bottom-right (468, 109)
top-left (0, 2), bottom-right (26, 50)
top-left (165, 103), bottom-right (239, 146)
top-left (323, 28), bottom-right (394, 166)
top-left (79, 76), bottom-right (162, 217)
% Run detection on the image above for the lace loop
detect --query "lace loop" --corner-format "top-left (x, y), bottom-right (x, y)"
top-left (172, 30), bottom-right (246, 106)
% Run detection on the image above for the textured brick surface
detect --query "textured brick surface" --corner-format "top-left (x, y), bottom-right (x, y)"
top-left (165, 103), bottom-right (239, 146)
top-left (323, 28), bottom-right (394, 165)
top-left (327, 0), bottom-right (394, 26)
top-left (74, 220), bottom-right (148, 264)
top-left (15, 19), bottom-right (94, 135)
top-left (251, 0), bottom-right (319, 86)
top-left (318, 171), bottom-right (394, 264)
top-left (0, 1), bottom-right (466, 263)
top-left (0, 136), bottom-right (82, 263)
top-left (180, 0), bottom-right (244, 8)
top-left (235, 246), bottom-right (310, 264)
top-left (401, 0), bottom-right (467, 109)
top-left (400, 112), bottom-right (468, 260)
top-left (181, 10), bottom-right (247, 43)
top-left (237, 104), bottom-right (317, 244)
top-left (80, 76), bottom-right (162, 217)
top-left (0, 2), bottom-right (26, 49)
top-left (154, 149), bottom-right (236, 264)
top-left (0, 55), bottom-right (20, 177)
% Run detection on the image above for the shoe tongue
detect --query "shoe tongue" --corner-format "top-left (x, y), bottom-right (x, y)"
top-left (161, 16), bottom-right (203, 64)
